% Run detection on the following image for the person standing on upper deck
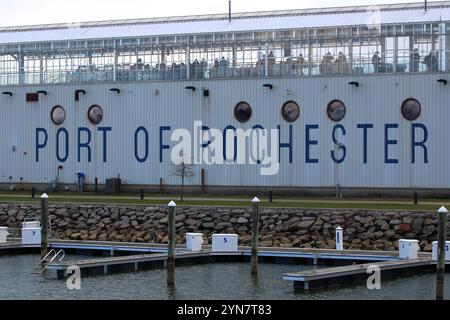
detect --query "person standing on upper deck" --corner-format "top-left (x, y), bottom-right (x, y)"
top-left (296, 54), bottom-right (305, 76)
top-left (410, 48), bottom-right (420, 72)
top-left (336, 52), bottom-right (347, 73)
top-left (372, 51), bottom-right (381, 73)
top-left (267, 51), bottom-right (276, 76)
top-left (220, 57), bottom-right (228, 67)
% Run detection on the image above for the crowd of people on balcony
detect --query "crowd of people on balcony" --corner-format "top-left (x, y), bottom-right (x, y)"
top-left (370, 49), bottom-right (440, 73)
top-left (45, 47), bottom-right (447, 84)
top-left (319, 51), bottom-right (351, 75)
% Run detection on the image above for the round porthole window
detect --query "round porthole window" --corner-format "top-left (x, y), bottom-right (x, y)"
top-left (88, 105), bottom-right (103, 125)
top-left (401, 98), bottom-right (421, 121)
top-left (327, 100), bottom-right (346, 122)
top-left (234, 101), bottom-right (252, 123)
top-left (282, 101), bottom-right (300, 123)
top-left (51, 105), bottom-right (66, 125)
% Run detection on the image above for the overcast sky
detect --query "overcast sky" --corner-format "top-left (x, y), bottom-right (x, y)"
top-left (0, 0), bottom-right (442, 27)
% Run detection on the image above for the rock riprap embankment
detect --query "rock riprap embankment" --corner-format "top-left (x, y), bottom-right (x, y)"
top-left (0, 204), bottom-right (447, 252)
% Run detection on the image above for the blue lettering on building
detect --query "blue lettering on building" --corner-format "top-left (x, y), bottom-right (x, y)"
top-left (331, 124), bottom-right (346, 164)
top-left (134, 126), bottom-right (149, 163)
top-left (385, 124), bottom-right (399, 164)
top-left (201, 126), bottom-right (212, 148)
top-left (56, 128), bottom-right (69, 162)
top-left (412, 123), bottom-right (429, 164)
top-left (278, 125), bottom-right (293, 163)
top-left (31, 123), bottom-right (431, 166)
top-left (223, 125), bottom-right (237, 162)
top-left (78, 127), bottom-right (92, 163)
top-left (159, 126), bottom-right (171, 163)
top-left (35, 128), bottom-right (48, 162)
top-left (98, 127), bottom-right (112, 163)
top-left (252, 125), bottom-right (265, 164)
top-left (306, 124), bottom-right (319, 164)
top-left (357, 124), bottom-right (374, 164)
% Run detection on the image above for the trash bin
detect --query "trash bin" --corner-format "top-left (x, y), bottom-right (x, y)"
top-left (186, 233), bottom-right (204, 252)
top-left (77, 172), bottom-right (85, 193)
top-left (432, 241), bottom-right (450, 261)
top-left (0, 227), bottom-right (9, 243)
top-left (105, 178), bottom-right (121, 194)
top-left (398, 239), bottom-right (420, 259)
top-left (212, 234), bottom-right (239, 252)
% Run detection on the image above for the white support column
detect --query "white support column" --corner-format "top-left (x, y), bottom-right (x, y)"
top-left (232, 44), bottom-right (237, 74)
top-left (113, 48), bottom-right (118, 82)
top-left (393, 36), bottom-right (399, 73)
top-left (264, 42), bottom-right (269, 77)
top-left (16, 52), bottom-right (25, 85)
top-left (186, 46), bottom-right (190, 79)
top-left (348, 39), bottom-right (353, 73)
top-left (409, 35), bottom-right (415, 72)
top-left (439, 22), bottom-right (447, 71)
top-left (336, 227), bottom-right (344, 251)
top-left (39, 54), bottom-right (44, 84)
top-left (308, 41), bottom-right (313, 76)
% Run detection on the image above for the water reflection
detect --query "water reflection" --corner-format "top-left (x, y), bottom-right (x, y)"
top-left (0, 255), bottom-right (449, 300)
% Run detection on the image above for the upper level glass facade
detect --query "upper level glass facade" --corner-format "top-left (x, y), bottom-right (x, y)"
top-left (0, 6), bottom-right (449, 86)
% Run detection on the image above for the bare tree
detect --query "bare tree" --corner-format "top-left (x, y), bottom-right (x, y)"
top-left (172, 151), bottom-right (195, 202)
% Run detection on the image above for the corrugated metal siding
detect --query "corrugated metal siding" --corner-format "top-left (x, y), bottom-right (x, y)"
top-left (0, 72), bottom-right (449, 188)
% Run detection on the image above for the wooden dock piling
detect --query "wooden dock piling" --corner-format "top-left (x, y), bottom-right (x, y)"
top-left (436, 206), bottom-right (447, 300)
top-left (167, 201), bottom-right (176, 287)
top-left (40, 193), bottom-right (49, 263)
top-left (251, 197), bottom-right (260, 275)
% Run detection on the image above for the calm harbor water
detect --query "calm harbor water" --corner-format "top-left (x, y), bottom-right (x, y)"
top-left (1, 254), bottom-right (450, 300)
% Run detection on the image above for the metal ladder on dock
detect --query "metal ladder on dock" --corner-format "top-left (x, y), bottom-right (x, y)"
top-left (32, 249), bottom-right (65, 274)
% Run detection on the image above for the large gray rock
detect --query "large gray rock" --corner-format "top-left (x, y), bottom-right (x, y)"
top-left (176, 214), bottom-right (186, 223)
top-left (87, 219), bottom-right (97, 225)
top-left (7, 209), bottom-right (18, 217)
top-left (286, 217), bottom-right (301, 226)
top-left (215, 222), bottom-right (232, 231)
top-left (379, 222), bottom-right (390, 232)
top-left (202, 222), bottom-right (215, 229)
top-left (237, 217), bottom-right (249, 224)
top-left (384, 230), bottom-right (396, 238)
top-left (423, 225), bottom-right (436, 236)
top-left (297, 220), bottom-right (315, 229)
top-left (374, 231), bottom-right (384, 239)
top-left (358, 232), bottom-right (374, 240)
top-left (412, 218), bottom-right (424, 232)
top-left (389, 219), bottom-right (402, 226)
top-left (275, 223), bottom-right (288, 232)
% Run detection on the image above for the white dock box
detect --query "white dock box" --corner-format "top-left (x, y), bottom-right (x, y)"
top-left (0, 227), bottom-right (9, 243)
top-left (186, 233), bottom-right (204, 252)
top-left (432, 241), bottom-right (450, 261)
top-left (212, 234), bottom-right (239, 252)
top-left (398, 239), bottom-right (419, 259)
top-left (22, 228), bottom-right (41, 245)
top-left (23, 221), bottom-right (40, 228)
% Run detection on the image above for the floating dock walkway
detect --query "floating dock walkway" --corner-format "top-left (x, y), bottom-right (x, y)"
top-left (283, 258), bottom-right (435, 291)
top-left (0, 239), bottom-right (437, 289)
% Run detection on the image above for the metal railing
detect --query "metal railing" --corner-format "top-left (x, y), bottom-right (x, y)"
top-left (1, 52), bottom-right (449, 86)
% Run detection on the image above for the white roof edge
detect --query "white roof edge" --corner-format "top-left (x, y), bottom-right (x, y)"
top-left (0, 1), bottom-right (448, 33)
top-left (0, 2), bottom-right (449, 46)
